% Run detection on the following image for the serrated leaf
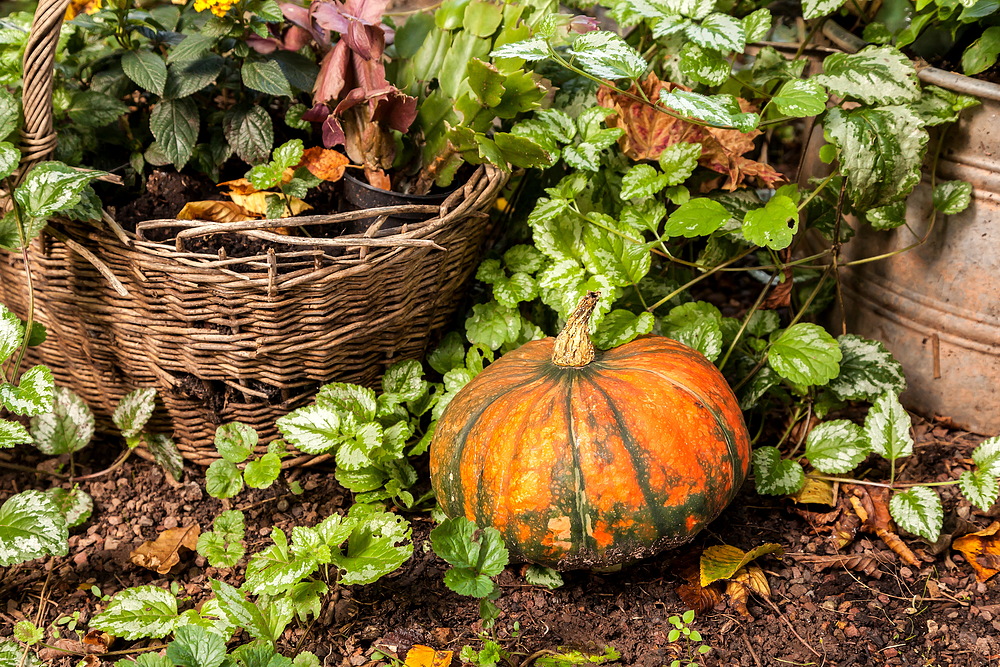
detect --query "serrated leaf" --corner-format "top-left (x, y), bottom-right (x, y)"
top-left (972, 436), bottom-right (1000, 477)
top-left (864, 391), bottom-right (913, 461)
top-left (828, 334), bottom-right (906, 402)
top-left (466, 302), bottom-right (521, 350)
top-left (489, 37), bottom-right (550, 61)
top-left (205, 459), bottom-right (243, 499)
top-left (147, 432), bottom-right (184, 480)
top-left (333, 508), bottom-right (413, 585)
top-left (889, 487), bottom-right (942, 541)
top-left (621, 164), bottom-right (670, 199)
top-left (593, 310), bottom-right (654, 349)
top-left (209, 579), bottom-right (274, 644)
top-left (685, 13), bottom-right (745, 52)
top-left (214, 422), bottom-right (258, 463)
top-left (224, 105), bottom-right (273, 165)
top-left (429, 332), bottom-right (466, 375)
top-left (241, 59), bottom-right (292, 97)
top-left (0, 365), bottom-right (54, 416)
top-left (431, 517), bottom-right (508, 575)
top-left (742, 195), bottom-right (798, 250)
top-left (14, 162), bottom-right (106, 220)
top-left (804, 419), bottom-right (868, 474)
top-left (90, 586), bottom-right (179, 639)
top-left (524, 564), bottom-right (564, 589)
top-left (658, 142), bottom-right (701, 186)
top-left (0, 305), bottom-right (23, 364)
top-left (243, 527), bottom-right (318, 596)
top-left (168, 33), bottom-right (214, 63)
top-left (752, 447), bottom-right (805, 495)
top-left (276, 405), bottom-right (344, 454)
top-left (244, 452), bottom-right (281, 489)
top-left (816, 47), bottom-right (920, 105)
top-left (568, 31), bottom-right (647, 80)
top-left (65, 91), bottom-right (129, 128)
top-left (149, 98), bottom-right (199, 170)
top-left (113, 387), bottom-right (157, 438)
top-left (0, 490), bottom-right (68, 566)
top-left (742, 8), bottom-right (772, 42)
top-left (768, 323), bottom-right (842, 386)
top-left (45, 487), bottom-right (93, 529)
top-left (29, 386), bottom-right (93, 455)
top-left (746, 310), bottom-right (779, 338)
top-left (662, 198), bottom-right (730, 238)
top-left (582, 213), bottom-right (651, 287)
top-left (659, 90), bottom-right (758, 131)
top-left (0, 419), bottom-right (31, 449)
top-left (122, 50), bottom-right (167, 96)
top-left (772, 79), bottom-right (827, 117)
top-left (166, 624), bottom-right (226, 667)
top-left (932, 180), bottom-right (973, 215)
top-left (382, 360), bottom-right (425, 402)
top-left (679, 42), bottom-right (731, 86)
top-left (959, 470), bottom-right (999, 512)
top-left (164, 55), bottom-right (225, 100)
top-left (802, 0), bottom-right (848, 19)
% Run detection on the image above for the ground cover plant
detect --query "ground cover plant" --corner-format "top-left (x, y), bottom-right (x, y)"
top-left (2, 0), bottom-right (1000, 664)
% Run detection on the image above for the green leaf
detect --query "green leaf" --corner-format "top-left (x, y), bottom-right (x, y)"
top-left (214, 422), bottom-right (258, 463)
top-left (679, 42), bottom-right (731, 86)
top-left (13, 620), bottom-right (42, 645)
top-left (333, 506), bottom-right (413, 585)
top-left (910, 85), bottom-right (980, 127)
top-left (122, 50), bottom-right (167, 96)
top-left (582, 213), bottom-right (651, 287)
top-left (524, 564), bottom-right (564, 589)
top-left (29, 386), bottom-right (93, 455)
top-left (65, 91), bottom-right (129, 128)
top-left (0, 88), bottom-right (19, 138)
top-left (241, 59), bottom-right (293, 97)
top-left (752, 447), bottom-right (806, 495)
top-left (804, 419), bottom-right (868, 474)
top-left (163, 55), bottom-right (225, 100)
top-left (14, 162), bottom-right (106, 220)
top-left (866, 201), bottom-right (907, 230)
top-left (90, 586), bottom-right (179, 639)
top-left (816, 47), bottom-right (920, 105)
top-left (0, 419), bottom-right (31, 449)
top-left (45, 486), bottom-right (92, 529)
top-left (864, 391), bottom-right (913, 461)
top-left (932, 180), bottom-right (973, 215)
top-left (889, 487), bottom-right (942, 541)
top-left (243, 527), bottom-right (319, 596)
top-left (958, 470), bottom-right (999, 512)
top-left (772, 79), bottom-right (827, 117)
top-left (466, 302), bottom-right (521, 351)
top-left (972, 436), bottom-right (1000, 477)
top-left (593, 310), bottom-right (654, 349)
top-left (149, 98), bottom-right (199, 170)
top-left (662, 198), bottom-right (730, 238)
top-left (463, 0), bottom-right (503, 37)
top-left (209, 579), bottom-right (275, 644)
top-left (316, 383), bottom-right (377, 423)
top-left (244, 452), bottom-right (281, 489)
top-left (168, 33), bottom-right (214, 63)
top-left (828, 334), bottom-right (906, 402)
top-left (768, 323), bottom-right (842, 386)
top-left (147, 432), bottom-right (184, 481)
top-left (224, 105), bottom-right (273, 165)
top-left (568, 31), bottom-right (647, 80)
top-left (197, 510), bottom-right (245, 568)
top-left (699, 542), bottom-right (783, 586)
top-left (382, 360), bottom-right (425, 402)
top-left (113, 387), bottom-right (157, 438)
top-left (962, 26), bottom-right (1000, 76)
top-left (741, 195), bottom-right (798, 250)
top-left (746, 310), bottom-right (780, 338)
top-left (621, 164), bottom-right (670, 199)
top-left (205, 460), bottom-right (244, 499)
top-left (429, 332), bottom-right (466, 375)
top-left (444, 568), bottom-right (495, 598)
top-left (277, 405), bottom-right (344, 455)
top-left (0, 490), bottom-right (68, 566)
top-left (658, 142), bottom-right (701, 186)
top-left (0, 365), bottom-right (54, 416)
top-left (0, 304), bottom-right (24, 364)
top-left (685, 13), bottom-right (745, 52)
top-left (489, 37), bottom-right (550, 61)
top-left (166, 625), bottom-right (226, 667)
top-left (0, 639), bottom-right (43, 667)
top-left (659, 90), bottom-right (759, 131)
top-left (742, 8), bottom-right (772, 42)
top-left (802, 0), bottom-right (848, 19)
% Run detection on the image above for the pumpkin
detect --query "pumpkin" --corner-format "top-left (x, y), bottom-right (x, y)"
top-left (429, 292), bottom-right (751, 570)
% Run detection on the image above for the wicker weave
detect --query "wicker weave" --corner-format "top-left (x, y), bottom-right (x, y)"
top-left (1, 0), bottom-right (507, 466)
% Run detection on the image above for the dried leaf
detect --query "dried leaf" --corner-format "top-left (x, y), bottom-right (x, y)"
top-left (725, 578), bottom-right (751, 617)
top-left (82, 630), bottom-right (113, 651)
top-left (791, 553), bottom-right (885, 578)
top-left (847, 485), bottom-right (920, 567)
top-left (700, 543), bottom-right (784, 587)
top-left (404, 645), bottom-right (453, 667)
top-left (229, 192), bottom-right (312, 218)
top-left (219, 169), bottom-right (295, 195)
top-left (954, 521), bottom-right (1000, 582)
top-left (792, 478), bottom-right (836, 506)
top-left (597, 72), bottom-right (783, 191)
top-left (677, 581), bottom-right (723, 614)
top-left (176, 201), bottom-right (257, 223)
top-left (65, 0), bottom-right (101, 19)
top-left (130, 524), bottom-right (201, 575)
top-left (299, 147), bottom-right (350, 182)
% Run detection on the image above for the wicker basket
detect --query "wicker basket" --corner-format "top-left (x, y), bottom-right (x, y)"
top-left (1, 0), bottom-right (506, 466)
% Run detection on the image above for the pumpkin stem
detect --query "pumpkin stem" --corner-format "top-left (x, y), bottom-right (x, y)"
top-left (553, 291), bottom-right (599, 367)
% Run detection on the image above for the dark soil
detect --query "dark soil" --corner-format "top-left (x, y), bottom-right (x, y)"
top-left (1, 417), bottom-right (998, 667)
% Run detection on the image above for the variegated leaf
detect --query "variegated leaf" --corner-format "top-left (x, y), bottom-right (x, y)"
top-left (804, 419), bottom-right (868, 474)
top-left (0, 490), bottom-right (68, 566)
top-left (816, 47), bottom-right (920, 105)
top-left (91, 586), bottom-right (180, 639)
top-left (889, 487), bottom-right (942, 541)
top-left (29, 386), bottom-right (94, 455)
top-left (864, 391), bottom-right (913, 461)
top-left (113, 387), bottom-right (157, 438)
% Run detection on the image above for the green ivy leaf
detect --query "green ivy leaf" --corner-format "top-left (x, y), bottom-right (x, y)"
top-left (662, 198), bottom-right (730, 238)
top-left (149, 98), bottom-right (199, 170)
top-left (804, 419), bottom-right (868, 474)
top-left (0, 365), bottom-right (54, 416)
top-left (889, 487), bottom-right (942, 541)
top-left (244, 452), bottom-right (281, 489)
top-left (166, 625), bottom-right (227, 667)
top-left (29, 386), bottom-right (93, 455)
top-left (972, 436), bottom-right (1000, 477)
top-left (241, 59), bottom-right (293, 97)
top-left (816, 47), bottom-right (920, 105)
top-left (910, 85), bottom-right (980, 127)
top-left (864, 391), bottom-right (913, 461)
top-left (113, 387), bottom-right (157, 438)
top-left (658, 143), bottom-right (701, 186)
top-left (205, 459), bottom-right (244, 499)
top-left (828, 335), bottom-right (906, 402)
top-left (659, 90), bottom-right (759, 131)
top-left (741, 195), bottom-right (798, 250)
top-left (932, 180), bottom-right (973, 215)
top-left (752, 447), bottom-right (806, 495)
top-left (772, 80), bottom-right (827, 117)
top-left (0, 490), bottom-right (68, 566)
top-left (768, 323), bottom-right (842, 386)
top-left (621, 164), bottom-right (670, 199)
top-left (567, 31), bottom-right (647, 80)
top-left (958, 470), bottom-right (999, 512)
top-left (90, 585), bottom-right (179, 639)
top-left (122, 50), bottom-right (168, 96)
top-left (593, 310), bottom-right (654, 349)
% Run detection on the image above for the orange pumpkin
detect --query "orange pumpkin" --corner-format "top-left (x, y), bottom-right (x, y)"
top-left (429, 292), bottom-right (751, 569)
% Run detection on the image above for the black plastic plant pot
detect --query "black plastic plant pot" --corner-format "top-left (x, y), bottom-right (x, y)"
top-left (342, 172), bottom-right (456, 234)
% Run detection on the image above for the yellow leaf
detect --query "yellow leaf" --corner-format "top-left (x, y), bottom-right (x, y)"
top-left (129, 525), bottom-right (200, 575)
top-left (404, 645), bottom-right (453, 667)
top-left (299, 147), bottom-right (350, 182)
top-left (176, 200), bottom-right (258, 223)
top-left (792, 477), bottom-right (836, 506)
top-left (700, 543), bottom-right (784, 587)
top-left (954, 521), bottom-right (1000, 583)
top-left (229, 192), bottom-right (312, 218)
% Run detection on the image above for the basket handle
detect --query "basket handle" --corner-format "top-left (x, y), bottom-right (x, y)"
top-left (19, 0), bottom-right (72, 179)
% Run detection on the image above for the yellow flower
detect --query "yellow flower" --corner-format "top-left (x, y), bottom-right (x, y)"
top-left (193, 0), bottom-right (236, 17)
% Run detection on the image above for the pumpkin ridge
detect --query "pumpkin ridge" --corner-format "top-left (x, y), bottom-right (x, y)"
top-left (625, 365), bottom-right (748, 486)
top-left (582, 376), bottom-right (672, 539)
top-left (562, 372), bottom-right (590, 556)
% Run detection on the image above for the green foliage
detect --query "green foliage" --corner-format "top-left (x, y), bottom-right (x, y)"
top-left (197, 510), bottom-right (246, 568)
top-left (666, 610), bottom-right (712, 666)
top-left (431, 516), bottom-right (509, 598)
top-left (0, 490), bottom-right (68, 566)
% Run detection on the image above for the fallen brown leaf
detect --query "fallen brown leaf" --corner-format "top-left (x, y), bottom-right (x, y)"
top-left (83, 629), bottom-right (113, 651)
top-left (230, 192), bottom-right (312, 218)
top-left (953, 521), bottom-right (1000, 582)
top-left (846, 485), bottom-right (920, 567)
top-left (404, 645), bottom-right (453, 667)
top-left (176, 201), bottom-right (257, 223)
top-left (130, 524), bottom-right (200, 575)
top-left (299, 147), bottom-right (350, 182)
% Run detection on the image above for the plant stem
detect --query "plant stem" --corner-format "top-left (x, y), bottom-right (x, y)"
top-left (0, 461), bottom-right (68, 478)
top-left (806, 474), bottom-right (958, 490)
top-left (70, 448), bottom-right (133, 482)
top-left (646, 247), bottom-right (759, 312)
top-left (717, 270), bottom-right (775, 371)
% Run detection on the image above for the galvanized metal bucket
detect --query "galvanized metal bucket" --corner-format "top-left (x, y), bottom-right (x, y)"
top-left (838, 68), bottom-right (1000, 435)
